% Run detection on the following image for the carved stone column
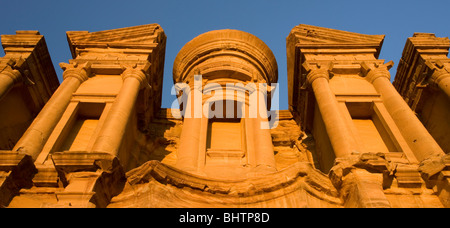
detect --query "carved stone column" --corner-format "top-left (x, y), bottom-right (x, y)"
top-left (0, 67), bottom-right (21, 101)
top-left (13, 63), bottom-right (90, 160)
top-left (429, 65), bottom-right (450, 99)
top-left (251, 87), bottom-right (277, 173)
top-left (363, 62), bottom-right (445, 162)
top-left (305, 63), bottom-right (357, 158)
top-left (91, 67), bottom-right (146, 157)
top-left (175, 81), bottom-right (202, 172)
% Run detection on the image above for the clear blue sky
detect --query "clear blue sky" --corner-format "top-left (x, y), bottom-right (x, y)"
top-left (1, 0), bottom-right (449, 110)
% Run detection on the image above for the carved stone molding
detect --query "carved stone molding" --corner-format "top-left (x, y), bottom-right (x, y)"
top-left (361, 61), bottom-right (394, 83)
top-left (48, 151), bottom-right (126, 207)
top-left (328, 152), bottom-right (431, 207)
top-left (60, 62), bottom-right (92, 82)
top-left (109, 160), bottom-right (342, 207)
top-left (0, 152), bottom-right (37, 207)
top-left (0, 66), bottom-right (22, 85)
top-left (173, 29), bottom-right (278, 85)
top-left (302, 61), bottom-right (333, 86)
top-left (121, 63), bottom-right (150, 89)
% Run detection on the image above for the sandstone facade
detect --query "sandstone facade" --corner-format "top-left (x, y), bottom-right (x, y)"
top-left (0, 24), bottom-right (448, 208)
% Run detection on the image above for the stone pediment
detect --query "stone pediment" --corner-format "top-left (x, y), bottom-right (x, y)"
top-left (67, 24), bottom-right (164, 58)
top-left (288, 24), bottom-right (384, 49)
top-left (287, 24), bottom-right (385, 62)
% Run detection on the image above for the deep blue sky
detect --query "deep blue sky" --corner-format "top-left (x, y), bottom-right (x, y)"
top-left (1, 0), bottom-right (449, 110)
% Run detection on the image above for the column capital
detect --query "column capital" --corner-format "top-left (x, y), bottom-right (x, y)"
top-left (361, 61), bottom-right (394, 83)
top-left (60, 62), bottom-right (91, 82)
top-left (121, 64), bottom-right (149, 89)
top-left (302, 62), bottom-right (333, 85)
top-left (425, 60), bottom-right (450, 85)
top-left (0, 66), bottom-right (22, 84)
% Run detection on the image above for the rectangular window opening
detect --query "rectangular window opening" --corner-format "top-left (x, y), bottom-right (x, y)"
top-left (345, 102), bottom-right (397, 153)
top-left (60, 102), bottom-right (105, 152)
top-left (206, 118), bottom-right (243, 151)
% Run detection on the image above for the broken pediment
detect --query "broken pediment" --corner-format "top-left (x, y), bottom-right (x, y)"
top-left (287, 24), bottom-right (385, 56)
top-left (286, 24), bottom-right (387, 116)
top-left (66, 24), bottom-right (165, 58)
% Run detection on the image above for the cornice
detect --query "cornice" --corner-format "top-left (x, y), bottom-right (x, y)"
top-left (66, 24), bottom-right (166, 59)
